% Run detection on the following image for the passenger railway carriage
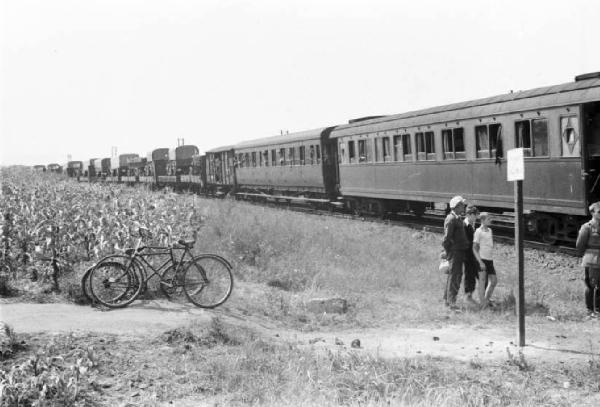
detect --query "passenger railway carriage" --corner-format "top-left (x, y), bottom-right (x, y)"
top-left (331, 73), bottom-right (600, 242)
top-left (233, 127), bottom-right (339, 205)
top-left (47, 72), bottom-right (600, 243)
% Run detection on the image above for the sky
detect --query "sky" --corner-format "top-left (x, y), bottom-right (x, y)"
top-left (2, 0), bottom-right (600, 166)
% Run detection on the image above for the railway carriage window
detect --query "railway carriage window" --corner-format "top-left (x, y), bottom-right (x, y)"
top-left (475, 124), bottom-right (502, 159)
top-left (532, 119), bottom-right (548, 157)
top-left (279, 148), bottom-right (286, 165)
top-left (417, 132), bottom-right (434, 160)
top-left (515, 120), bottom-right (532, 156)
top-left (263, 150), bottom-right (269, 166)
top-left (375, 138), bottom-right (383, 162)
top-left (348, 141), bottom-right (356, 164)
top-left (402, 134), bottom-right (412, 161)
top-left (271, 149), bottom-right (276, 166)
top-left (393, 135), bottom-right (402, 161)
top-left (316, 145), bottom-right (321, 164)
top-left (310, 145), bottom-right (315, 164)
top-left (516, 119), bottom-right (547, 157)
top-left (258, 151), bottom-right (262, 167)
top-left (383, 137), bottom-right (391, 162)
top-left (425, 131), bottom-right (435, 160)
top-left (560, 116), bottom-right (580, 157)
top-left (442, 128), bottom-right (465, 160)
top-left (299, 146), bottom-right (306, 165)
top-left (338, 142), bottom-right (345, 164)
top-left (475, 126), bottom-right (490, 158)
top-left (288, 147), bottom-right (296, 165)
top-left (358, 140), bottom-right (367, 163)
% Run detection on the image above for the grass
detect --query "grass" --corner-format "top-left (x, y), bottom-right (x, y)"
top-left (3, 318), bottom-right (600, 406)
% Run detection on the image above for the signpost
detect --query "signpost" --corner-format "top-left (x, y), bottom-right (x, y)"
top-left (507, 148), bottom-right (525, 346)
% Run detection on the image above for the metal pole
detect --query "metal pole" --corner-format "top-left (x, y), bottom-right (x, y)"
top-left (515, 180), bottom-right (525, 346)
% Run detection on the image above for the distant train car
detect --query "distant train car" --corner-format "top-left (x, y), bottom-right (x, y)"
top-left (66, 161), bottom-right (83, 178)
top-left (85, 158), bottom-right (100, 181)
top-left (330, 72), bottom-right (600, 242)
top-left (146, 148), bottom-right (169, 186)
top-left (47, 163), bottom-right (62, 173)
top-left (101, 158), bottom-right (111, 180)
top-left (204, 145), bottom-right (236, 197)
top-left (122, 156), bottom-right (145, 184)
top-left (180, 154), bottom-right (206, 192)
top-left (234, 127), bottom-right (340, 205)
top-left (117, 154), bottom-right (139, 183)
top-left (33, 165), bottom-right (46, 172)
top-left (175, 145), bottom-right (200, 190)
top-left (158, 148), bottom-right (178, 186)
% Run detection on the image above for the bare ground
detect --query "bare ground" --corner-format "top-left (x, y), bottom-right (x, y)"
top-left (3, 299), bottom-right (599, 367)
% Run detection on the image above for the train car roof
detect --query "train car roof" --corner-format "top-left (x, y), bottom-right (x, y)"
top-left (234, 128), bottom-right (328, 150)
top-left (175, 145), bottom-right (199, 160)
top-left (205, 145), bottom-right (235, 153)
top-left (330, 76), bottom-right (600, 137)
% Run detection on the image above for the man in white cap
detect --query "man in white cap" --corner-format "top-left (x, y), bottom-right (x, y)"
top-left (442, 195), bottom-right (469, 309)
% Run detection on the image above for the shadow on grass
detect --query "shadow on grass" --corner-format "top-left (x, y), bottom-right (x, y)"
top-left (527, 344), bottom-right (600, 357)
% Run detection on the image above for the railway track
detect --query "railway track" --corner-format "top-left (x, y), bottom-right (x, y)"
top-left (250, 199), bottom-right (579, 257)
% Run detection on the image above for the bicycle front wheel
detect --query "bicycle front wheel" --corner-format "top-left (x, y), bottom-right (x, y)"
top-left (183, 255), bottom-right (233, 308)
top-left (89, 261), bottom-right (142, 308)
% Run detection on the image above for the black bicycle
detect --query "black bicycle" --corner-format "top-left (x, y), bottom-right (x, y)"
top-left (86, 227), bottom-right (233, 309)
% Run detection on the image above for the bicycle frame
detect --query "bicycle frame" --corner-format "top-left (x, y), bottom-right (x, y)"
top-left (124, 243), bottom-right (195, 283)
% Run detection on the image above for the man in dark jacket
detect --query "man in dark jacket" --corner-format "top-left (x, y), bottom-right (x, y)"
top-left (443, 196), bottom-right (469, 308)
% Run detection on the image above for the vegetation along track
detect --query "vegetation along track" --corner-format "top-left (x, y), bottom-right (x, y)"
top-left (101, 179), bottom-right (580, 257)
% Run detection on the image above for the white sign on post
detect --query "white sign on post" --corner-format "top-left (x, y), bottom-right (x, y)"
top-left (507, 148), bottom-right (525, 181)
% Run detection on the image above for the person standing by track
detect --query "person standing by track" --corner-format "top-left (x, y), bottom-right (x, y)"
top-left (575, 201), bottom-right (600, 316)
top-left (463, 205), bottom-right (480, 306)
top-left (442, 196), bottom-right (469, 309)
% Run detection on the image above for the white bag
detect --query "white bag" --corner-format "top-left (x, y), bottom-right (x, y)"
top-left (439, 259), bottom-right (450, 274)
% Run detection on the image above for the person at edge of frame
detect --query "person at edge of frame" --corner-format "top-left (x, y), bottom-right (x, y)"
top-left (463, 205), bottom-right (480, 306)
top-left (442, 195), bottom-right (469, 309)
top-left (575, 201), bottom-right (600, 317)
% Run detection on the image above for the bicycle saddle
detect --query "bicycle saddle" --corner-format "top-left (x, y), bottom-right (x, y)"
top-left (177, 239), bottom-right (195, 248)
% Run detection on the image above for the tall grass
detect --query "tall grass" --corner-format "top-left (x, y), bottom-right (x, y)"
top-left (191, 197), bottom-right (586, 326)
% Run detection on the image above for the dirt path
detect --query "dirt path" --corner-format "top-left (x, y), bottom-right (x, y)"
top-left (2, 300), bottom-right (600, 366)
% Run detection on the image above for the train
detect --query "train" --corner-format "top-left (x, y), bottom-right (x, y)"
top-left (46, 72), bottom-right (600, 243)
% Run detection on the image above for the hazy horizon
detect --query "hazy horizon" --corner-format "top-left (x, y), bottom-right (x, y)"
top-left (2, 0), bottom-right (600, 166)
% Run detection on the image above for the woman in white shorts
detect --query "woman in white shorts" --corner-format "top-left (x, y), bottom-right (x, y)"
top-left (473, 212), bottom-right (496, 308)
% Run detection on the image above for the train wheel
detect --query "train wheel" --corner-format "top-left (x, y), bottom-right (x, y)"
top-left (540, 218), bottom-right (559, 245)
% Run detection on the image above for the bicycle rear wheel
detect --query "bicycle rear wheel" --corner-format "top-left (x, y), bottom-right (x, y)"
top-left (83, 256), bottom-right (145, 304)
top-left (89, 261), bottom-right (142, 308)
top-left (183, 255), bottom-right (233, 308)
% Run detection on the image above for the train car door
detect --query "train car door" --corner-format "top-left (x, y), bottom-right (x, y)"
top-left (321, 127), bottom-right (339, 199)
top-left (582, 102), bottom-right (600, 206)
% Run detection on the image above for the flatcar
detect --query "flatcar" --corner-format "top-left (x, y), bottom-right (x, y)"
top-left (47, 163), bottom-right (62, 173)
top-left (143, 148), bottom-right (169, 186)
top-left (330, 72), bottom-right (600, 243)
top-left (66, 161), bottom-right (83, 178)
top-left (180, 154), bottom-right (205, 192)
top-left (100, 158), bottom-right (111, 180)
top-left (157, 148), bottom-right (178, 186)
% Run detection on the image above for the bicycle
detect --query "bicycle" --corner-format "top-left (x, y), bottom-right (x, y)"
top-left (87, 227), bottom-right (234, 309)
